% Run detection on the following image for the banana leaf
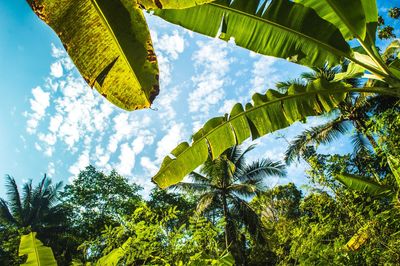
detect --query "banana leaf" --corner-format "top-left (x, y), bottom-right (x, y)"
top-left (19, 232), bottom-right (57, 266)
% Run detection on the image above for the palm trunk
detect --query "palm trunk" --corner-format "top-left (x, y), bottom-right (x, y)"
top-left (222, 193), bottom-right (230, 250)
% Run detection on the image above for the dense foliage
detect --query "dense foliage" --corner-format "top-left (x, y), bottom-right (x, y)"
top-left (2, 0), bottom-right (399, 265)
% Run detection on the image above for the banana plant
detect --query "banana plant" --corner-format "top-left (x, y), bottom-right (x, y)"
top-left (152, 79), bottom-right (400, 188)
top-left (335, 155), bottom-right (400, 200)
top-left (155, 0), bottom-right (400, 84)
top-left (18, 232), bottom-right (57, 266)
top-left (26, 0), bottom-right (215, 111)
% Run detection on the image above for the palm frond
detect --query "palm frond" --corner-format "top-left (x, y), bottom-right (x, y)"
top-left (275, 79), bottom-right (305, 93)
top-left (189, 172), bottom-right (211, 184)
top-left (237, 159), bottom-right (286, 182)
top-left (0, 198), bottom-right (17, 225)
top-left (169, 182), bottom-right (212, 194)
top-left (351, 132), bottom-right (372, 157)
top-left (232, 145), bottom-right (256, 170)
top-left (285, 118), bottom-right (349, 164)
top-left (5, 175), bottom-right (23, 222)
top-left (228, 183), bottom-right (264, 198)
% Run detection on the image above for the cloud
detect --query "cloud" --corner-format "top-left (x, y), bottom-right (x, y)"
top-left (188, 40), bottom-right (231, 116)
top-left (155, 123), bottom-right (186, 161)
top-left (249, 54), bottom-right (280, 96)
top-left (115, 143), bottom-right (136, 176)
top-left (50, 61), bottom-right (63, 78)
top-left (26, 87), bottom-right (50, 133)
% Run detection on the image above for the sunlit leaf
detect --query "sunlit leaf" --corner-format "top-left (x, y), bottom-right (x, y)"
top-left (27, 0), bottom-right (159, 111)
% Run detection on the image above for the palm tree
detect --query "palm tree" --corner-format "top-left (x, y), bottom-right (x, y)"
top-left (283, 64), bottom-right (395, 165)
top-left (0, 174), bottom-right (65, 233)
top-left (170, 145), bottom-right (286, 265)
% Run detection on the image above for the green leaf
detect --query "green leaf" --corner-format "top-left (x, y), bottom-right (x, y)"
top-left (333, 62), bottom-right (365, 81)
top-left (153, 79), bottom-right (351, 189)
top-left (154, 83), bottom-right (400, 189)
top-left (336, 173), bottom-right (392, 196)
top-left (19, 232), bottom-right (57, 266)
top-left (155, 0), bottom-right (352, 68)
top-left (96, 237), bottom-right (132, 266)
top-left (388, 155), bottom-right (400, 188)
top-left (295, 0), bottom-right (377, 42)
top-left (27, 0), bottom-right (159, 111)
top-left (139, 0), bottom-right (216, 9)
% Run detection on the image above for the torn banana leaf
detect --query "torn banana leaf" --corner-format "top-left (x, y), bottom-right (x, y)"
top-left (154, 0), bottom-right (352, 68)
top-left (28, 0), bottom-right (159, 111)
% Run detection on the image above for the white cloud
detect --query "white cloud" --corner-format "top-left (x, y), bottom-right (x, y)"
top-left (50, 61), bottom-right (63, 78)
top-left (47, 162), bottom-right (55, 176)
top-left (26, 87), bottom-right (50, 133)
top-left (115, 143), bottom-right (136, 176)
top-left (188, 40), bottom-right (231, 116)
top-left (249, 55), bottom-right (280, 96)
top-left (68, 150), bottom-right (90, 182)
top-left (218, 99), bottom-right (237, 114)
top-left (156, 123), bottom-right (185, 161)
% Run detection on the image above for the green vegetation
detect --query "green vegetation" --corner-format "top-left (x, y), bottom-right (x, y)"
top-left (2, 0), bottom-right (399, 265)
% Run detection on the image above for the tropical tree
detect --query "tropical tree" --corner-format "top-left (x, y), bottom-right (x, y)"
top-left (169, 144), bottom-right (286, 265)
top-left (0, 174), bottom-right (65, 233)
top-left (61, 166), bottom-right (143, 240)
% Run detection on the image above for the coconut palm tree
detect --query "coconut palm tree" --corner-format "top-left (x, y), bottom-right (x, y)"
top-left (170, 145), bottom-right (286, 265)
top-left (283, 64), bottom-right (396, 165)
top-left (0, 174), bottom-right (65, 233)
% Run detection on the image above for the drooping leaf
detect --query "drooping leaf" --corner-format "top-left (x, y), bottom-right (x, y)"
top-left (153, 79), bottom-right (360, 189)
top-left (155, 0), bottom-right (352, 68)
top-left (153, 83), bottom-right (400, 189)
top-left (388, 155), bottom-right (400, 188)
top-left (19, 232), bottom-right (57, 266)
top-left (139, 0), bottom-right (216, 9)
top-left (336, 173), bottom-right (392, 196)
top-left (27, 0), bottom-right (159, 111)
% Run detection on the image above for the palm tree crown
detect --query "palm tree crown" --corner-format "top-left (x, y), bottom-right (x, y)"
top-left (170, 145), bottom-right (286, 265)
top-left (0, 174), bottom-right (64, 232)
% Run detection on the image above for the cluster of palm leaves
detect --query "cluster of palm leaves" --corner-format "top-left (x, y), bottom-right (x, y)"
top-left (170, 145), bottom-right (285, 264)
top-left (0, 175), bottom-right (64, 232)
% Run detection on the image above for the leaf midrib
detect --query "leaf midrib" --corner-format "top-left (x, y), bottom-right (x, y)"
top-left (208, 2), bottom-right (350, 59)
top-left (90, 0), bottom-right (144, 97)
top-left (154, 86), bottom-right (400, 185)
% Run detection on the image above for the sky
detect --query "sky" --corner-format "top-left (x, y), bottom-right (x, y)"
top-left (0, 0), bottom-right (397, 198)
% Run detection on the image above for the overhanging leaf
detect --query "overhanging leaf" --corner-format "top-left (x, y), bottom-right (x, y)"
top-left (27, 0), bottom-right (159, 111)
top-left (19, 232), bottom-right (57, 266)
top-left (336, 173), bottom-right (392, 196)
top-left (155, 0), bottom-right (352, 68)
top-left (152, 80), bottom-right (400, 189)
top-left (154, 84), bottom-right (400, 189)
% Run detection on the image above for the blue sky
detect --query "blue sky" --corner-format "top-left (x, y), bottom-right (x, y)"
top-left (0, 0), bottom-right (396, 197)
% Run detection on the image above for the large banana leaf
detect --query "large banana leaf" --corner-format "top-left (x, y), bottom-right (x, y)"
top-left (154, 0), bottom-right (352, 68)
top-left (19, 232), bottom-right (57, 266)
top-left (295, 0), bottom-right (377, 42)
top-left (139, 0), bottom-right (216, 9)
top-left (152, 80), bottom-right (400, 188)
top-left (27, 0), bottom-right (159, 111)
top-left (336, 173), bottom-right (392, 196)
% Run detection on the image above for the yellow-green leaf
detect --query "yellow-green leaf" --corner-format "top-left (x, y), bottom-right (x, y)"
top-left (28, 0), bottom-right (159, 111)
top-left (19, 232), bottom-right (57, 266)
